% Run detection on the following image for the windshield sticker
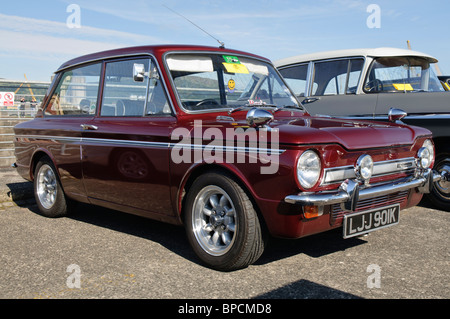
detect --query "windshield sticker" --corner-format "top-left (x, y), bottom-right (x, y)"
top-left (227, 79), bottom-right (236, 93)
top-left (393, 83), bottom-right (413, 91)
top-left (248, 100), bottom-right (266, 106)
top-left (223, 55), bottom-right (241, 64)
top-left (223, 62), bottom-right (249, 74)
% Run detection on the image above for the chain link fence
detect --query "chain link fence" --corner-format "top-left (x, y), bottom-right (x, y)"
top-left (0, 79), bottom-right (50, 167)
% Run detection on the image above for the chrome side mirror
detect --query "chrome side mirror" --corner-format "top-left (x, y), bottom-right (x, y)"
top-left (133, 63), bottom-right (146, 82)
top-left (388, 108), bottom-right (407, 123)
top-left (246, 108), bottom-right (274, 127)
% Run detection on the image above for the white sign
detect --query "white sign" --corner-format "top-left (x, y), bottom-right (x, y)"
top-left (0, 92), bottom-right (15, 107)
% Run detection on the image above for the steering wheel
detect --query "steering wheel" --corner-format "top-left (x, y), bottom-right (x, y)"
top-left (196, 99), bottom-right (219, 107)
top-left (365, 79), bottom-right (383, 92)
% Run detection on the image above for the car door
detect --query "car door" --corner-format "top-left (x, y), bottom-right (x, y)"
top-left (81, 56), bottom-right (177, 219)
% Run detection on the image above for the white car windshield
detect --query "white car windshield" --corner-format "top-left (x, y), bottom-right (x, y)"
top-left (166, 53), bottom-right (303, 112)
top-left (364, 56), bottom-right (444, 93)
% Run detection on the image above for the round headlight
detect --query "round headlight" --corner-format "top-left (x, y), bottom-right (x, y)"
top-left (355, 154), bottom-right (374, 181)
top-left (297, 150), bottom-right (321, 189)
top-left (417, 139), bottom-right (434, 169)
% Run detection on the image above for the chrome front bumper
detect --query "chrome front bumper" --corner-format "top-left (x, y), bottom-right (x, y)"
top-left (285, 168), bottom-right (449, 211)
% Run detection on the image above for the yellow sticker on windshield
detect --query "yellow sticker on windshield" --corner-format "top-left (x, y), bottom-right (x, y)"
top-left (223, 62), bottom-right (249, 74)
top-left (393, 83), bottom-right (414, 91)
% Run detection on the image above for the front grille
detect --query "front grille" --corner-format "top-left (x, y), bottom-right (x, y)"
top-left (330, 190), bottom-right (409, 225)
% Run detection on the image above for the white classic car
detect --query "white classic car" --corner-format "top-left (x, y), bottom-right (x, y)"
top-left (275, 48), bottom-right (450, 211)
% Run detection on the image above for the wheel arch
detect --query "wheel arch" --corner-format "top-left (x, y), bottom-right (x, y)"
top-left (30, 149), bottom-right (57, 181)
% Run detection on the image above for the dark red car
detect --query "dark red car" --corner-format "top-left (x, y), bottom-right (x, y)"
top-left (13, 45), bottom-right (448, 271)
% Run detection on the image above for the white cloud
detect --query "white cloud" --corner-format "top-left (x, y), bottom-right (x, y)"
top-left (0, 13), bottom-right (162, 59)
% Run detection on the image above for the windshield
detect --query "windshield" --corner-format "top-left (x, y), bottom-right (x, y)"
top-left (364, 57), bottom-right (444, 93)
top-left (166, 53), bottom-right (302, 112)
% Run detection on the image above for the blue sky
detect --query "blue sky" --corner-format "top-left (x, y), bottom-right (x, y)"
top-left (1, 0), bottom-right (449, 82)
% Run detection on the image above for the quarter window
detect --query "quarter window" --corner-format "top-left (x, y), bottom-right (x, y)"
top-left (45, 63), bottom-right (101, 116)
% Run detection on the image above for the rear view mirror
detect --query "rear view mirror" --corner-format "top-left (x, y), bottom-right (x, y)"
top-left (133, 63), bottom-right (146, 82)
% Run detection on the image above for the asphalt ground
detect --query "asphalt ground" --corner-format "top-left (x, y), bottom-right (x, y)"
top-left (0, 166), bottom-right (448, 305)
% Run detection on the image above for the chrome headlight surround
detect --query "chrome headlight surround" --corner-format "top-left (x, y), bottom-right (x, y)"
top-left (355, 154), bottom-right (374, 182)
top-left (417, 139), bottom-right (434, 169)
top-left (296, 150), bottom-right (322, 189)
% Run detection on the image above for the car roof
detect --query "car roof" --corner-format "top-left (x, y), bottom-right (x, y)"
top-left (56, 44), bottom-right (269, 72)
top-left (274, 47), bottom-right (438, 67)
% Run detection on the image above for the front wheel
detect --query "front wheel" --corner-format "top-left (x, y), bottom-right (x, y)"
top-left (184, 173), bottom-right (265, 271)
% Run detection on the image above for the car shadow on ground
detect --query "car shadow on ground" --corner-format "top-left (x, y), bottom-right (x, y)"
top-left (37, 201), bottom-right (369, 266)
top-left (253, 278), bottom-right (362, 299)
top-left (256, 228), bottom-right (366, 266)
top-left (20, 199), bottom-right (369, 270)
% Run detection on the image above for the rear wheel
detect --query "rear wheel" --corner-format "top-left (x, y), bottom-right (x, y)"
top-left (34, 157), bottom-right (71, 217)
top-left (184, 173), bottom-right (265, 271)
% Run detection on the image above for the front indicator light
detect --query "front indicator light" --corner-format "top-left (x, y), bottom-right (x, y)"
top-left (303, 205), bottom-right (323, 219)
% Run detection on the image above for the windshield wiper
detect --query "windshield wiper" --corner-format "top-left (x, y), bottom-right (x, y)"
top-left (273, 105), bottom-right (304, 113)
top-left (228, 103), bottom-right (278, 114)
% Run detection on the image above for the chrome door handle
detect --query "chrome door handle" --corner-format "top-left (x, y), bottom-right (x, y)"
top-left (80, 124), bottom-right (98, 131)
top-left (302, 97), bottom-right (320, 104)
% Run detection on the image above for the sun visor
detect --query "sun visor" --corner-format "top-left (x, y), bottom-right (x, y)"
top-left (166, 55), bottom-right (214, 72)
top-left (240, 58), bottom-right (269, 75)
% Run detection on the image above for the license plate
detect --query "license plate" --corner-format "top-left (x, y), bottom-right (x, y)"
top-left (343, 204), bottom-right (400, 239)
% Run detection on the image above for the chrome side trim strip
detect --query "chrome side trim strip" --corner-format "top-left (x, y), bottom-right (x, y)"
top-left (14, 135), bottom-right (285, 155)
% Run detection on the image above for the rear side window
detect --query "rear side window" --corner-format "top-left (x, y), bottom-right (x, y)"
top-left (45, 63), bottom-right (101, 116)
top-left (312, 58), bottom-right (363, 96)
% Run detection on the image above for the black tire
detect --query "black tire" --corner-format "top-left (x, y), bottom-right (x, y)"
top-left (427, 153), bottom-right (450, 212)
top-left (184, 173), bottom-right (265, 271)
top-left (34, 157), bottom-right (71, 218)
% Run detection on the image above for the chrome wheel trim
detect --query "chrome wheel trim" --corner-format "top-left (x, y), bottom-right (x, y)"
top-left (191, 185), bottom-right (237, 256)
top-left (36, 164), bottom-right (57, 210)
top-left (435, 159), bottom-right (450, 198)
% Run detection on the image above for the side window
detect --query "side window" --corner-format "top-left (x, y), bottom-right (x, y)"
top-left (101, 58), bottom-right (150, 117)
top-left (312, 59), bottom-right (363, 96)
top-left (279, 64), bottom-right (308, 97)
top-left (101, 58), bottom-right (171, 116)
top-left (313, 60), bottom-right (349, 96)
top-left (45, 63), bottom-right (101, 116)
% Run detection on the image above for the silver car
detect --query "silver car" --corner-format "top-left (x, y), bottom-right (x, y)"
top-left (275, 48), bottom-right (450, 211)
